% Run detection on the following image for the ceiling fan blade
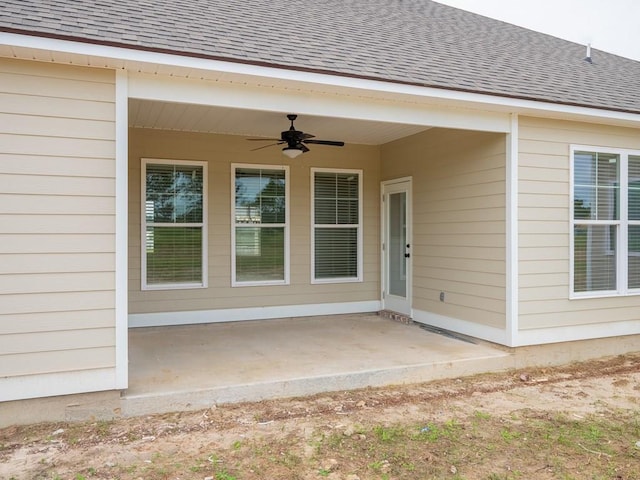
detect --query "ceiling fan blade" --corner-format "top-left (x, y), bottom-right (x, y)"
top-left (298, 143), bottom-right (310, 153)
top-left (303, 139), bottom-right (345, 146)
top-left (250, 142), bottom-right (283, 151)
top-left (300, 133), bottom-right (315, 140)
top-left (247, 138), bottom-right (282, 141)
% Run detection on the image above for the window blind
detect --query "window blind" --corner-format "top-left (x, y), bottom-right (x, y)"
top-left (313, 171), bottom-right (361, 281)
top-left (144, 161), bottom-right (205, 287)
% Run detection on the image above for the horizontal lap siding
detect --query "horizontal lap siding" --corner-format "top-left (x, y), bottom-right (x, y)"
top-left (518, 116), bottom-right (640, 330)
top-left (382, 129), bottom-right (507, 329)
top-left (0, 58), bottom-right (116, 380)
top-left (129, 128), bottom-right (380, 314)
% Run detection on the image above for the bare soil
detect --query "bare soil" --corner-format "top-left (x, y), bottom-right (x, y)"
top-left (1, 354), bottom-right (639, 480)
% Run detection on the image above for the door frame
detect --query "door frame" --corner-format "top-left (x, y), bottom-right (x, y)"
top-left (380, 177), bottom-right (413, 316)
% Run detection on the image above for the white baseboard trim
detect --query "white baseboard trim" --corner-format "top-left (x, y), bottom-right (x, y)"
top-left (129, 300), bottom-right (383, 328)
top-left (412, 309), bottom-right (509, 346)
top-left (0, 368), bottom-right (116, 402)
top-left (516, 320), bottom-right (640, 346)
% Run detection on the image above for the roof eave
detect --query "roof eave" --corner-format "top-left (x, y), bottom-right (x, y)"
top-left (2, 28), bottom-right (640, 124)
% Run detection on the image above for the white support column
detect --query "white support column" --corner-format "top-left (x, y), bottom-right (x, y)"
top-left (115, 69), bottom-right (129, 389)
top-left (505, 113), bottom-right (519, 347)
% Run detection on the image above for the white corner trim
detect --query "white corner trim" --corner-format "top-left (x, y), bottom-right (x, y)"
top-left (0, 368), bottom-right (117, 402)
top-left (411, 309), bottom-right (509, 346)
top-left (114, 69), bottom-right (129, 390)
top-left (128, 301), bottom-right (382, 328)
top-left (516, 320), bottom-right (640, 347)
top-left (505, 113), bottom-right (519, 346)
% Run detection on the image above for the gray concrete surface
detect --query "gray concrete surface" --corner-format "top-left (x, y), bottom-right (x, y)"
top-left (123, 313), bottom-right (511, 416)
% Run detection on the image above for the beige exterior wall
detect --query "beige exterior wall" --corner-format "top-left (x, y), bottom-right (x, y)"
top-left (381, 128), bottom-right (507, 329)
top-left (518, 116), bottom-right (640, 330)
top-left (129, 128), bottom-right (380, 314)
top-left (0, 59), bottom-right (116, 383)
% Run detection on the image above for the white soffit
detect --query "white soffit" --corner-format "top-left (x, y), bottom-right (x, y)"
top-left (129, 100), bottom-right (429, 145)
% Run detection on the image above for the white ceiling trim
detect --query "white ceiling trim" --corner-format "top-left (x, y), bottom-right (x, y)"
top-left (3, 32), bottom-right (640, 129)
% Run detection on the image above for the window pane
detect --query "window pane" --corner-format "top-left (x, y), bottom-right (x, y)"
top-left (629, 156), bottom-right (640, 220)
top-left (146, 226), bottom-right (202, 285)
top-left (629, 226), bottom-right (640, 289)
top-left (574, 152), bottom-right (618, 221)
top-left (146, 164), bottom-right (203, 223)
top-left (596, 186), bottom-right (618, 220)
top-left (235, 227), bottom-right (284, 282)
top-left (315, 228), bottom-right (358, 279)
top-left (235, 168), bottom-right (286, 224)
top-left (314, 172), bottom-right (359, 225)
top-left (574, 186), bottom-right (595, 219)
top-left (573, 225), bottom-right (616, 292)
top-left (574, 152), bottom-right (596, 186)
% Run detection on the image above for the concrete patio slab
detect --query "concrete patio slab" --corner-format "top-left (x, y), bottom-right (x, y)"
top-left (122, 313), bottom-right (512, 416)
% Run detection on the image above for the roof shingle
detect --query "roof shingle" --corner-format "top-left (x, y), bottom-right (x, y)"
top-left (2, 0), bottom-right (640, 114)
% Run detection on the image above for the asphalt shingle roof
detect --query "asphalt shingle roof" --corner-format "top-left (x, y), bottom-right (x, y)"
top-left (2, 0), bottom-right (640, 114)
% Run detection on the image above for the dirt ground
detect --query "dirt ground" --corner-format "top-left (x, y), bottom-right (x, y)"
top-left (1, 354), bottom-right (639, 480)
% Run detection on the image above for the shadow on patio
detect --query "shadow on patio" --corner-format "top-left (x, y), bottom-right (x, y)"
top-left (123, 313), bottom-right (511, 416)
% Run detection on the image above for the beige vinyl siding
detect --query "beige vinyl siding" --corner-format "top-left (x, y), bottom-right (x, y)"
top-left (518, 116), bottom-right (640, 330)
top-left (381, 128), bottom-right (507, 329)
top-left (129, 128), bottom-right (380, 314)
top-left (0, 58), bottom-right (116, 380)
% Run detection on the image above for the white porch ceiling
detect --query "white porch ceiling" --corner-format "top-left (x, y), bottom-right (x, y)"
top-left (128, 99), bottom-right (430, 145)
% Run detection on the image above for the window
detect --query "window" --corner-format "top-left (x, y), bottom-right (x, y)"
top-left (571, 147), bottom-right (640, 296)
top-left (312, 168), bottom-right (362, 283)
top-left (142, 159), bottom-right (207, 290)
top-left (232, 165), bottom-right (289, 285)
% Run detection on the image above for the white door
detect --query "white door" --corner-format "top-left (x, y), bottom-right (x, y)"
top-left (382, 178), bottom-right (412, 315)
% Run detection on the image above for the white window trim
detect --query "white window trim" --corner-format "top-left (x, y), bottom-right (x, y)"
top-left (311, 167), bottom-right (363, 284)
top-left (231, 163), bottom-right (290, 287)
top-left (141, 158), bottom-right (208, 291)
top-left (570, 145), bottom-right (640, 299)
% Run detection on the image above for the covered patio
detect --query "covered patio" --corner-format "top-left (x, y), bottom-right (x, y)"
top-left (123, 314), bottom-right (511, 416)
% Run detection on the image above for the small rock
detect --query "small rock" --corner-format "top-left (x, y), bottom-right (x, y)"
top-left (635, 440), bottom-right (640, 448)
top-left (356, 400), bottom-right (366, 408)
top-left (519, 373), bottom-right (530, 382)
top-left (142, 435), bottom-right (156, 441)
top-left (321, 458), bottom-right (338, 471)
top-left (204, 476), bottom-right (214, 480)
top-left (51, 428), bottom-right (65, 436)
top-left (343, 425), bottom-right (355, 437)
top-left (450, 465), bottom-right (458, 474)
top-left (105, 461), bottom-right (116, 468)
top-left (346, 475), bottom-right (361, 480)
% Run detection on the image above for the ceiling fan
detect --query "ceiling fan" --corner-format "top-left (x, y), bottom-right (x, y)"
top-left (247, 114), bottom-right (345, 158)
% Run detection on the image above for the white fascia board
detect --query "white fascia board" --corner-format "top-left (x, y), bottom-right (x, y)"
top-left (3, 32), bottom-right (640, 127)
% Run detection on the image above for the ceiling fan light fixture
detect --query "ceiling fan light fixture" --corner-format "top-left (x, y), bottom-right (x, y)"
top-left (282, 147), bottom-right (303, 159)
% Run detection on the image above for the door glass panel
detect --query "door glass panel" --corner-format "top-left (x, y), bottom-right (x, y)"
top-left (389, 192), bottom-right (407, 297)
